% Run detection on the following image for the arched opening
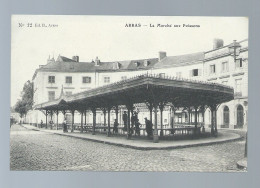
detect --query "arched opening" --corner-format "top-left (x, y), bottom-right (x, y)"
top-left (223, 106), bottom-right (229, 128)
top-left (237, 105), bottom-right (244, 128)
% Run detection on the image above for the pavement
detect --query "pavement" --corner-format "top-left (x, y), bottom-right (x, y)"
top-left (10, 124), bottom-right (247, 171)
top-left (21, 124), bottom-right (242, 150)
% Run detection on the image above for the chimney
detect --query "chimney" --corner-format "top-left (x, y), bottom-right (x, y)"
top-left (47, 55), bottom-right (55, 64)
top-left (72, 56), bottom-right (79, 62)
top-left (95, 56), bottom-right (100, 66)
top-left (159, 51), bottom-right (167, 61)
top-left (213, 39), bottom-right (224, 49)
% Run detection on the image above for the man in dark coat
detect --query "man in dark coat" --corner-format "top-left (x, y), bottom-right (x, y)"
top-left (145, 118), bottom-right (153, 138)
top-left (135, 118), bottom-right (141, 136)
top-left (123, 111), bottom-right (127, 131)
top-left (113, 119), bottom-right (119, 134)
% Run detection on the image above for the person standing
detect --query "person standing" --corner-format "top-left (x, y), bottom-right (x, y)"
top-left (49, 120), bottom-right (53, 130)
top-left (113, 119), bottom-right (119, 134)
top-left (40, 120), bottom-right (43, 128)
top-left (63, 118), bottom-right (67, 133)
top-left (123, 111), bottom-right (127, 131)
top-left (135, 118), bottom-right (141, 136)
top-left (145, 117), bottom-right (153, 138)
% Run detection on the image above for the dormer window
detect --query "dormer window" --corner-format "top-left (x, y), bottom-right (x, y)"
top-left (144, 60), bottom-right (150, 67)
top-left (113, 62), bottom-right (120, 69)
top-left (134, 62), bottom-right (140, 67)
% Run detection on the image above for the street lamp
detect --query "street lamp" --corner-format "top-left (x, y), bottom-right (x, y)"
top-left (228, 40), bottom-right (241, 61)
top-left (229, 40), bottom-right (247, 162)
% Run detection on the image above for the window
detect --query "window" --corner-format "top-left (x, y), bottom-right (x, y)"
top-left (65, 91), bottom-right (72, 96)
top-left (66, 76), bottom-right (72, 84)
top-left (176, 72), bottom-right (182, 78)
top-left (48, 76), bottom-right (55, 83)
top-left (235, 79), bottom-right (242, 93)
top-left (235, 58), bottom-right (243, 68)
top-left (222, 62), bottom-right (229, 72)
top-left (237, 105), bottom-right (244, 127)
top-left (190, 69), bottom-right (201, 77)
top-left (82, 77), bottom-right (91, 83)
top-left (223, 106), bottom-right (230, 126)
top-left (104, 76), bottom-right (110, 83)
top-left (121, 76), bottom-right (127, 80)
top-left (210, 65), bottom-right (216, 74)
top-left (48, 91), bottom-right (55, 101)
top-left (159, 73), bottom-right (165, 78)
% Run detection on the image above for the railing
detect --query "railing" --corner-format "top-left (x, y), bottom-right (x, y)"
top-left (221, 124), bottom-right (229, 128)
top-left (234, 125), bottom-right (244, 129)
top-left (71, 123), bottom-right (202, 136)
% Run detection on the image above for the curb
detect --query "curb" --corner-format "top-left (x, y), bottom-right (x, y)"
top-left (22, 125), bottom-right (243, 150)
top-left (52, 132), bottom-right (242, 150)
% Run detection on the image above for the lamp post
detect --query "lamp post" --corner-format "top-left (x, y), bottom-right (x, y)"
top-left (229, 40), bottom-right (247, 161)
top-left (228, 40), bottom-right (241, 61)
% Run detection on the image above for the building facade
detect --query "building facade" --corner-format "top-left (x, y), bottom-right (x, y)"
top-left (26, 39), bottom-right (248, 130)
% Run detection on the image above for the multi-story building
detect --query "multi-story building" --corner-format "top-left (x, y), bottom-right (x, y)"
top-left (27, 38), bottom-right (248, 130)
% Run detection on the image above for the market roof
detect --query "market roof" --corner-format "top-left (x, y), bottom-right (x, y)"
top-left (34, 73), bottom-right (234, 111)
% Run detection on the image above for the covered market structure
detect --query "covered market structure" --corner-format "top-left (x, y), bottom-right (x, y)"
top-left (34, 73), bottom-right (234, 143)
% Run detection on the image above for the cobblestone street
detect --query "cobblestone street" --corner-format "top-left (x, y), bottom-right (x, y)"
top-left (10, 124), bottom-right (246, 172)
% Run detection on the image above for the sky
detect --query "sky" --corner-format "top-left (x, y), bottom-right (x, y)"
top-left (11, 15), bottom-right (248, 106)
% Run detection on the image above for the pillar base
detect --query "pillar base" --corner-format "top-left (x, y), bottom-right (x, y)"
top-left (214, 130), bottom-right (218, 137)
top-left (153, 134), bottom-right (159, 143)
top-left (107, 132), bottom-right (111, 137)
top-left (211, 128), bottom-right (214, 136)
top-left (92, 132), bottom-right (95, 135)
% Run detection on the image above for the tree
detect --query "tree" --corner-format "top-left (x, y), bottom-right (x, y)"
top-left (14, 80), bottom-right (34, 119)
top-left (14, 100), bottom-right (27, 118)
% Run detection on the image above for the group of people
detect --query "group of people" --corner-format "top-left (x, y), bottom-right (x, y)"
top-left (39, 119), bottom-right (55, 129)
top-left (122, 111), bottom-right (153, 137)
top-left (122, 111), bottom-right (141, 136)
top-left (41, 113), bottom-right (153, 138)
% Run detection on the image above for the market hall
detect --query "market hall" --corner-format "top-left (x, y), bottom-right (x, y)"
top-left (35, 73), bottom-right (234, 143)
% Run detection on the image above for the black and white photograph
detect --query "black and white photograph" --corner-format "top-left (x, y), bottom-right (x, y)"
top-left (10, 15), bottom-right (248, 172)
